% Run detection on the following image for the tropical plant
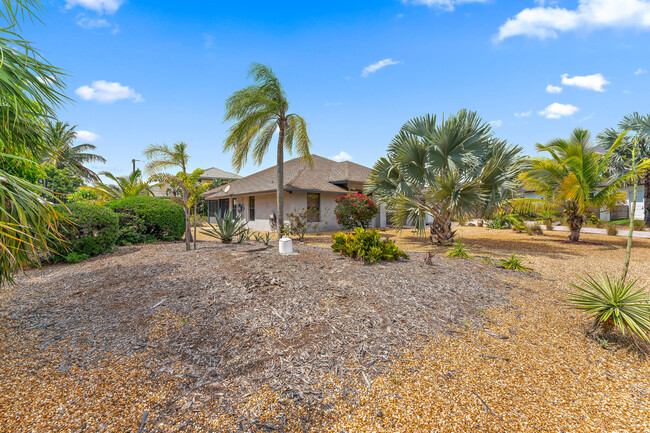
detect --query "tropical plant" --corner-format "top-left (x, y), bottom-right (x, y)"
top-left (106, 196), bottom-right (185, 243)
top-left (43, 121), bottom-right (106, 182)
top-left (143, 141), bottom-right (190, 175)
top-left (0, 0), bottom-right (69, 286)
top-left (53, 203), bottom-right (118, 259)
top-left (597, 112), bottom-right (650, 226)
top-left (499, 254), bottom-right (530, 271)
top-left (253, 232), bottom-right (274, 246)
top-left (567, 274), bottom-right (650, 341)
top-left (366, 109), bottom-right (526, 245)
top-left (331, 228), bottom-right (408, 263)
top-left (334, 193), bottom-right (378, 229)
top-left (444, 240), bottom-right (472, 259)
top-left (85, 169), bottom-right (156, 204)
top-left (224, 63), bottom-right (312, 237)
top-left (518, 129), bottom-right (649, 242)
top-left (67, 187), bottom-right (100, 204)
top-left (41, 165), bottom-right (83, 202)
top-left (200, 210), bottom-right (249, 244)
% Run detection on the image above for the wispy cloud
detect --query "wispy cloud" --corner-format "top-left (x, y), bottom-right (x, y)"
top-left (76, 81), bottom-right (143, 103)
top-left (402, 0), bottom-right (487, 12)
top-left (332, 151), bottom-right (353, 162)
top-left (361, 58), bottom-right (400, 78)
top-left (489, 120), bottom-right (503, 127)
top-left (538, 102), bottom-right (579, 119)
top-left (496, 0), bottom-right (650, 42)
top-left (76, 130), bottom-right (100, 142)
top-left (65, 0), bottom-right (123, 14)
top-left (76, 16), bottom-right (110, 29)
top-left (514, 111), bottom-right (532, 117)
top-left (545, 84), bottom-right (563, 94)
top-left (634, 68), bottom-right (647, 75)
top-left (561, 73), bottom-right (609, 92)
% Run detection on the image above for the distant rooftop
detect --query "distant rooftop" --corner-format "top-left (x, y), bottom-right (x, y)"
top-left (200, 167), bottom-right (241, 180)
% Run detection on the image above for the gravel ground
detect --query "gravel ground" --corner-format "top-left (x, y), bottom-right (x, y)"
top-left (0, 239), bottom-right (511, 432)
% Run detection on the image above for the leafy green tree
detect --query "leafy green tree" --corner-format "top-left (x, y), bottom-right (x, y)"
top-left (43, 121), bottom-right (106, 182)
top-left (85, 169), bottom-right (157, 204)
top-left (42, 165), bottom-right (83, 202)
top-left (366, 109), bottom-right (526, 245)
top-left (597, 112), bottom-right (650, 226)
top-left (0, 0), bottom-right (69, 285)
top-left (224, 63), bottom-right (312, 237)
top-left (520, 129), bottom-right (648, 242)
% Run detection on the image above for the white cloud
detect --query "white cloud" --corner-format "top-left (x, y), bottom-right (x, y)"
top-left (332, 151), bottom-right (353, 162)
top-left (65, 0), bottom-right (123, 14)
top-left (496, 0), bottom-right (650, 42)
top-left (538, 102), bottom-right (579, 119)
top-left (361, 59), bottom-right (400, 78)
top-left (514, 111), bottom-right (532, 117)
top-left (76, 81), bottom-right (143, 103)
top-left (634, 68), bottom-right (647, 75)
top-left (546, 84), bottom-right (563, 93)
top-left (561, 73), bottom-right (609, 92)
top-left (489, 120), bottom-right (503, 127)
top-left (402, 0), bottom-right (487, 12)
top-left (76, 16), bottom-right (110, 29)
top-left (76, 130), bottom-right (100, 142)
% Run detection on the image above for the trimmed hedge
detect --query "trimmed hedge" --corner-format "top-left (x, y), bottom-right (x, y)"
top-left (106, 196), bottom-right (185, 244)
top-left (54, 203), bottom-right (119, 258)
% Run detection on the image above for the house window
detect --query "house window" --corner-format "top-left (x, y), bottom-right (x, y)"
top-left (232, 198), bottom-right (238, 216)
top-left (249, 196), bottom-right (255, 221)
top-left (307, 193), bottom-right (320, 222)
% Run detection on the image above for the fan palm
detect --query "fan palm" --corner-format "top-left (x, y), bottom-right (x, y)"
top-left (519, 129), bottom-right (648, 242)
top-left (44, 121), bottom-right (106, 182)
top-left (86, 169), bottom-right (156, 204)
top-left (0, 0), bottom-right (69, 286)
top-left (223, 63), bottom-right (312, 237)
top-left (365, 109), bottom-right (526, 245)
top-left (597, 112), bottom-right (650, 226)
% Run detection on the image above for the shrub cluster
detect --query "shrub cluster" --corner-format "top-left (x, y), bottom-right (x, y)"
top-left (106, 196), bottom-right (185, 245)
top-left (54, 203), bottom-right (119, 261)
top-left (331, 228), bottom-right (408, 263)
top-left (334, 193), bottom-right (378, 230)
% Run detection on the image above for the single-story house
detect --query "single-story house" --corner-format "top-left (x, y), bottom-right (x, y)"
top-left (202, 155), bottom-right (386, 232)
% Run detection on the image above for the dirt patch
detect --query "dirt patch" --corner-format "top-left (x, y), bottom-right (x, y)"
top-left (0, 240), bottom-right (509, 431)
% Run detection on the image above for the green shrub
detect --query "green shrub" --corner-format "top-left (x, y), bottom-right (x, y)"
top-left (200, 210), bottom-right (249, 243)
top-left (633, 220), bottom-right (646, 231)
top-left (331, 228), bottom-right (408, 263)
top-left (530, 223), bottom-right (544, 235)
top-left (567, 274), bottom-right (650, 342)
top-left (499, 254), bottom-right (530, 271)
top-left (65, 252), bottom-right (89, 264)
top-left (334, 193), bottom-right (378, 230)
top-left (445, 240), bottom-right (472, 259)
top-left (286, 208), bottom-right (321, 241)
top-left (106, 196), bottom-right (185, 243)
top-left (606, 224), bottom-right (618, 236)
top-left (54, 203), bottom-right (119, 258)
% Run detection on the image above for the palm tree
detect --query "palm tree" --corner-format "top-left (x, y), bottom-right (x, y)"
top-left (0, 0), bottom-right (69, 285)
top-left (520, 128), bottom-right (644, 242)
top-left (597, 112), bottom-right (650, 226)
top-left (365, 109), bottom-right (526, 245)
top-left (44, 121), bottom-right (106, 182)
top-left (143, 141), bottom-right (190, 175)
top-left (224, 63), bottom-right (312, 237)
top-left (85, 169), bottom-right (156, 204)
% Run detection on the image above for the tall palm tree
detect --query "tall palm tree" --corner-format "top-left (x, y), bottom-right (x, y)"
top-left (366, 109), bottom-right (526, 245)
top-left (143, 141), bottom-right (190, 175)
top-left (85, 169), bottom-right (156, 204)
top-left (224, 63), bottom-right (312, 237)
top-left (520, 129), bottom-right (646, 242)
top-left (0, 0), bottom-right (69, 285)
top-left (44, 121), bottom-right (106, 182)
top-left (597, 112), bottom-right (650, 226)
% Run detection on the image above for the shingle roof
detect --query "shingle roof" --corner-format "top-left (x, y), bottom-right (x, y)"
top-left (200, 167), bottom-right (241, 180)
top-left (202, 155), bottom-right (372, 199)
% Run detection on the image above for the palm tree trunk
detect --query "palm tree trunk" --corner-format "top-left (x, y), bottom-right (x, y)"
top-left (193, 201), bottom-right (198, 250)
top-left (567, 213), bottom-right (584, 242)
top-left (276, 122), bottom-right (285, 238)
top-left (622, 179), bottom-right (638, 281)
top-left (429, 214), bottom-right (455, 245)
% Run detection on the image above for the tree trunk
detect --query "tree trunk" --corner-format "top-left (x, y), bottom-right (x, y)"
top-left (193, 201), bottom-right (198, 250)
top-left (567, 213), bottom-right (585, 242)
top-left (429, 215), bottom-right (455, 246)
top-left (276, 121), bottom-right (285, 238)
top-left (184, 207), bottom-right (191, 251)
top-left (644, 173), bottom-right (650, 227)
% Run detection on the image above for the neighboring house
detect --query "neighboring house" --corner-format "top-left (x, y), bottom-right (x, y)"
top-left (202, 155), bottom-right (386, 232)
top-left (600, 183), bottom-right (645, 222)
top-left (150, 167), bottom-right (241, 197)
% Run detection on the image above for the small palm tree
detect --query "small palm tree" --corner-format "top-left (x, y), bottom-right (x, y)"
top-left (143, 141), bottom-right (190, 175)
top-left (224, 63), bottom-right (312, 237)
top-left (519, 129), bottom-right (643, 242)
top-left (44, 121), bottom-right (106, 182)
top-left (86, 169), bottom-right (156, 204)
top-left (597, 112), bottom-right (650, 226)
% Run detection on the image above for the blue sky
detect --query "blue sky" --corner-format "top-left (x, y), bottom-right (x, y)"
top-left (25, 0), bottom-right (650, 178)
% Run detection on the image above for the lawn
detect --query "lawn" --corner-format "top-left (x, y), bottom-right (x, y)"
top-left (2, 227), bottom-right (650, 431)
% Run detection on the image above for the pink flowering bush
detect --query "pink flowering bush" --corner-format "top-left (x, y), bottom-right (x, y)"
top-left (334, 193), bottom-right (378, 230)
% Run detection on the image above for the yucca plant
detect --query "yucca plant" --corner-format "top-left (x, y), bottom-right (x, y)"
top-left (499, 254), bottom-right (530, 271)
top-left (567, 274), bottom-right (650, 341)
top-left (444, 240), bottom-right (472, 259)
top-left (200, 210), bottom-right (249, 244)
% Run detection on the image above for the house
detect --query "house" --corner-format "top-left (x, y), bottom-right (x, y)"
top-left (202, 155), bottom-right (386, 231)
top-left (151, 167), bottom-right (241, 197)
top-left (599, 183), bottom-right (645, 222)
